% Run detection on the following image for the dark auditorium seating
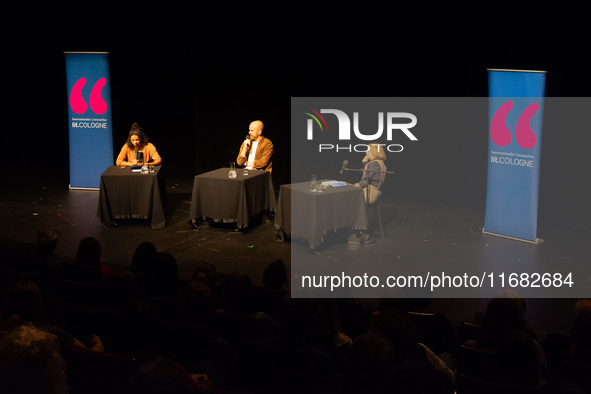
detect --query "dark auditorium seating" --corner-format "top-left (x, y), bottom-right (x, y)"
top-left (60, 342), bottom-right (138, 394)
top-left (0, 265), bottom-right (64, 326)
top-left (61, 278), bottom-right (107, 308)
top-left (408, 311), bottom-right (457, 356)
top-left (251, 286), bottom-right (287, 319)
top-left (62, 302), bottom-right (122, 349)
top-left (157, 320), bottom-right (218, 369)
top-left (457, 344), bottom-right (498, 381)
top-left (0, 250), bottom-right (61, 295)
top-left (62, 262), bottom-right (105, 284)
top-left (236, 337), bottom-right (321, 394)
top-left (457, 320), bottom-right (481, 346)
top-left (147, 296), bottom-right (182, 323)
top-left (208, 312), bottom-right (252, 346)
top-left (559, 360), bottom-right (591, 393)
top-left (457, 373), bottom-right (542, 394)
top-left (544, 331), bottom-right (575, 374)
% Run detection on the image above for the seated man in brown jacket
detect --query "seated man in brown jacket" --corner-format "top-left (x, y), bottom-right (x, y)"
top-left (237, 120), bottom-right (273, 172)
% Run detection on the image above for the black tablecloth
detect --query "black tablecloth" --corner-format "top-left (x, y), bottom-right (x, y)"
top-left (189, 168), bottom-right (276, 229)
top-left (274, 182), bottom-right (368, 248)
top-left (97, 166), bottom-right (167, 229)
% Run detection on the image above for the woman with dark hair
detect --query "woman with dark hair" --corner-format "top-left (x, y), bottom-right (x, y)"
top-left (131, 242), bottom-right (158, 276)
top-left (145, 252), bottom-right (181, 322)
top-left (222, 271), bottom-right (254, 314)
top-left (75, 237), bottom-right (101, 267)
top-left (75, 237), bottom-right (113, 280)
top-left (262, 259), bottom-right (288, 290)
top-left (147, 252), bottom-right (180, 298)
top-left (116, 122), bottom-right (162, 166)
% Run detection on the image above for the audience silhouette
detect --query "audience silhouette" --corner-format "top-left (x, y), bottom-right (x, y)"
top-left (2, 228), bottom-right (591, 393)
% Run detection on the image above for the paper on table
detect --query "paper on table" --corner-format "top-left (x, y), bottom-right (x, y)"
top-left (321, 181), bottom-right (348, 188)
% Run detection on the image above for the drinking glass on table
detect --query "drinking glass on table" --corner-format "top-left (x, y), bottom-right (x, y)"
top-left (229, 162), bottom-right (237, 178)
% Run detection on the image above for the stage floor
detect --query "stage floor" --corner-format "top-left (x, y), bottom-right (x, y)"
top-left (0, 171), bottom-right (290, 287)
top-left (1, 169), bottom-right (588, 337)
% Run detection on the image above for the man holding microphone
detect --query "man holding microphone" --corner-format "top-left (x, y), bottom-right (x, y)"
top-left (237, 120), bottom-right (273, 172)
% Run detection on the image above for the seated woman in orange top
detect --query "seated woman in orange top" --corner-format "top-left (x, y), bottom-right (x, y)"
top-left (116, 122), bottom-right (162, 166)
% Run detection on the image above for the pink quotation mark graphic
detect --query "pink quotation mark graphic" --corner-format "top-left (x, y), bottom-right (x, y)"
top-left (490, 101), bottom-right (539, 149)
top-left (70, 78), bottom-right (88, 114)
top-left (69, 77), bottom-right (108, 115)
top-left (515, 103), bottom-right (539, 150)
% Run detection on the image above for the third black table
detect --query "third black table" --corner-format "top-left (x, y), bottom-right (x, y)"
top-left (274, 181), bottom-right (368, 248)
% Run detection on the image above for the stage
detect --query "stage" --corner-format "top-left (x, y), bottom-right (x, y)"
top-left (0, 3), bottom-right (591, 350)
top-left (1, 168), bottom-right (587, 338)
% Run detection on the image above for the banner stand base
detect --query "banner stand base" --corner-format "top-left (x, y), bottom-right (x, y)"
top-left (482, 229), bottom-right (544, 245)
top-left (69, 186), bottom-right (99, 191)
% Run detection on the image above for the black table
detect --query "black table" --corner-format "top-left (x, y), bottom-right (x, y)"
top-left (274, 182), bottom-right (368, 248)
top-left (189, 168), bottom-right (276, 229)
top-left (97, 166), bottom-right (167, 229)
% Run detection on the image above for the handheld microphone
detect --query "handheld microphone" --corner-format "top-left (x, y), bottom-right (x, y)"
top-left (245, 134), bottom-right (252, 145)
top-left (340, 160), bottom-right (348, 174)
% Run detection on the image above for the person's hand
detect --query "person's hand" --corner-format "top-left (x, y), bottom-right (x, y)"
top-left (88, 334), bottom-right (105, 352)
top-left (132, 159), bottom-right (138, 165)
top-left (354, 183), bottom-right (360, 188)
top-left (240, 140), bottom-right (250, 157)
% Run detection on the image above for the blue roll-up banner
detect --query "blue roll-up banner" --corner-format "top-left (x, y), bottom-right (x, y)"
top-left (484, 69), bottom-right (547, 244)
top-left (65, 52), bottom-right (114, 190)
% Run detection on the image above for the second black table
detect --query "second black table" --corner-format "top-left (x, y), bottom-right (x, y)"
top-left (189, 168), bottom-right (276, 229)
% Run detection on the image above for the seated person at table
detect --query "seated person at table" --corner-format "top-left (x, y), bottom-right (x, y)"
top-left (349, 143), bottom-right (387, 245)
top-left (237, 120), bottom-right (273, 172)
top-left (354, 143), bottom-right (387, 204)
top-left (116, 122), bottom-right (162, 166)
